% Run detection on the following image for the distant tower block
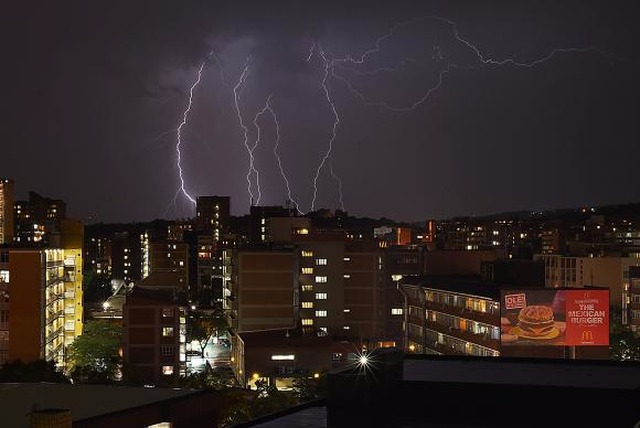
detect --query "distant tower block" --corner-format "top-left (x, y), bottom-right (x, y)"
top-left (0, 178), bottom-right (14, 244)
top-left (195, 195), bottom-right (230, 241)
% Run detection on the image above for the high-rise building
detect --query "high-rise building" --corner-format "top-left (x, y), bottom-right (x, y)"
top-left (0, 245), bottom-right (83, 367)
top-left (14, 191), bottom-right (66, 244)
top-left (537, 254), bottom-right (640, 326)
top-left (0, 178), bottom-right (14, 244)
top-left (294, 229), bottom-right (385, 343)
top-left (227, 248), bottom-right (297, 332)
top-left (629, 266), bottom-right (640, 333)
top-left (195, 196), bottom-right (230, 240)
top-left (249, 205), bottom-right (299, 244)
top-left (123, 287), bottom-right (187, 385)
top-left (194, 196), bottom-right (231, 309)
top-left (148, 240), bottom-right (189, 292)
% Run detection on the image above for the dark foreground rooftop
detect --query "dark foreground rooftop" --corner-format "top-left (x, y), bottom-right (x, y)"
top-left (0, 383), bottom-right (221, 428)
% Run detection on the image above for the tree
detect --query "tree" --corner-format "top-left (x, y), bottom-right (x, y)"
top-left (609, 305), bottom-right (640, 361)
top-left (251, 379), bottom-right (298, 418)
top-left (0, 359), bottom-right (70, 383)
top-left (180, 363), bottom-right (229, 390)
top-left (190, 309), bottom-right (229, 355)
top-left (66, 320), bottom-right (122, 383)
top-left (610, 329), bottom-right (640, 361)
top-left (292, 372), bottom-right (327, 402)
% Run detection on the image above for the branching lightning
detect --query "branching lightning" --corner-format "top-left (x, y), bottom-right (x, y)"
top-left (232, 58), bottom-right (258, 207)
top-left (311, 45), bottom-right (344, 212)
top-left (328, 15), bottom-right (617, 112)
top-left (175, 61), bottom-right (207, 207)
top-left (169, 17), bottom-right (617, 216)
top-left (250, 95), bottom-right (273, 207)
top-left (258, 97), bottom-right (304, 214)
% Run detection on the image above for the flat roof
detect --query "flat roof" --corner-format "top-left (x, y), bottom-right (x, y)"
top-left (249, 405), bottom-right (327, 427)
top-left (403, 356), bottom-right (640, 390)
top-left (401, 276), bottom-right (503, 300)
top-left (0, 383), bottom-right (197, 427)
top-left (238, 328), bottom-right (332, 348)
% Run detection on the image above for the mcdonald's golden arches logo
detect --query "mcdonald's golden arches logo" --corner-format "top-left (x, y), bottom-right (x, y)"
top-left (581, 330), bottom-right (594, 342)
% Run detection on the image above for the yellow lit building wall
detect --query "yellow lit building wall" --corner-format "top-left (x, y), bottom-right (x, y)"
top-left (63, 247), bottom-right (83, 348)
top-left (45, 249), bottom-right (66, 365)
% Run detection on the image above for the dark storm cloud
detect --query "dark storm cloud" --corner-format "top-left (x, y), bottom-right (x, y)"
top-left (2, 1), bottom-right (639, 223)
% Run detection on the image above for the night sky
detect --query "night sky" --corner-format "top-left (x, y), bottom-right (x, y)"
top-left (2, 1), bottom-right (639, 224)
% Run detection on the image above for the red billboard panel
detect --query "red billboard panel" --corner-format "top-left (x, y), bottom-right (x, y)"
top-left (500, 288), bottom-right (609, 347)
top-left (564, 289), bottom-right (609, 346)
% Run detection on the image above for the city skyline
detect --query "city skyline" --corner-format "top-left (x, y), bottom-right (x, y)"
top-left (2, 1), bottom-right (639, 224)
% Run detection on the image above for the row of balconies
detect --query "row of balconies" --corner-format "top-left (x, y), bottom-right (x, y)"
top-left (423, 319), bottom-right (500, 351)
top-left (407, 315), bottom-right (499, 352)
top-left (423, 300), bottom-right (500, 326)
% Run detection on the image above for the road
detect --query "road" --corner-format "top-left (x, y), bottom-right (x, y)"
top-left (185, 338), bottom-right (237, 385)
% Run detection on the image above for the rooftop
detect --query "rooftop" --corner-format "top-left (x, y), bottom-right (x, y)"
top-left (0, 383), bottom-right (198, 427)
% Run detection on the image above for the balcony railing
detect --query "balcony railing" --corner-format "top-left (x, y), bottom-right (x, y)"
top-left (424, 319), bottom-right (500, 351)
top-left (424, 300), bottom-right (500, 325)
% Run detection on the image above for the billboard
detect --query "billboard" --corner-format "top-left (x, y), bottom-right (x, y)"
top-left (500, 288), bottom-right (609, 346)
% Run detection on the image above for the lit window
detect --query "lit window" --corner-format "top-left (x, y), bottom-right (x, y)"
top-left (162, 308), bottom-right (174, 318)
top-left (343, 257), bottom-right (351, 262)
top-left (162, 327), bottom-right (174, 337)
top-left (315, 292), bottom-right (327, 300)
top-left (343, 308), bottom-right (351, 313)
top-left (316, 258), bottom-right (327, 266)
top-left (391, 308), bottom-right (403, 315)
top-left (302, 250), bottom-right (313, 257)
top-left (315, 310), bottom-right (327, 317)
top-left (343, 274), bottom-right (351, 278)
top-left (271, 354), bottom-right (295, 360)
top-left (301, 318), bottom-right (314, 326)
top-left (302, 267), bottom-right (314, 274)
top-left (162, 365), bottom-right (174, 375)
top-left (343, 326), bottom-right (350, 330)
top-left (315, 276), bottom-right (327, 283)
top-left (301, 285), bottom-right (313, 292)
top-left (302, 301), bottom-right (313, 308)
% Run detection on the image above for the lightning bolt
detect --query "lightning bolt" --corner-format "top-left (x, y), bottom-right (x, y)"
top-left (175, 61), bottom-right (206, 207)
top-left (232, 57), bottom-right (259, 207)
top-left (256, 97), bottom-right (304, 215)
top-left (169, 20), bottom-right (617, 218)
top-left (329, 160), bottom-right (345, 211)
top-left (302, 16), bottom-right (617, 212)
top-left (328, 16), bottom-right (619, 112)
top-left (250, 95), bottom-right (274, 207)
top-left (311, 45), bottom-right (344, 212)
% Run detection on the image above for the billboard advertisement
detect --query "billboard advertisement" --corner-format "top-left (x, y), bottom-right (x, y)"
top-left (500, 288), bottom-right (609, 346)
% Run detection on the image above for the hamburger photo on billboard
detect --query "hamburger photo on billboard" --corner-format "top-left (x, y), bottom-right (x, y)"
top-left (511, 305), bottom-right (560, 340)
